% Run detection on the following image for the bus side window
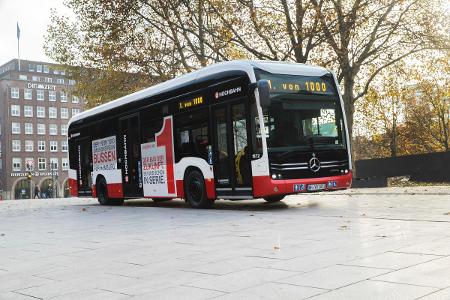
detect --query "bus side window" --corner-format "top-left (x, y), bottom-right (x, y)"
top-left (141, 119), bottom-right (163, 144)
top-left (175, 109), bottom-right (209, 162)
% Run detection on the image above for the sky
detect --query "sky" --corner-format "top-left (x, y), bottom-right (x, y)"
top-left (0, 0), bottom-right (73, 66)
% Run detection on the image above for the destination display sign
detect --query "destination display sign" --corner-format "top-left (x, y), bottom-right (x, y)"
top-left (257, 74), bottom-right (336, 96)
top-left (178, 95), bottom-right (204, 110)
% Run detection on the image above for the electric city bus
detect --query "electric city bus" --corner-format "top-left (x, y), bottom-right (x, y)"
top-left (68, 61), bottom-right (352, 208)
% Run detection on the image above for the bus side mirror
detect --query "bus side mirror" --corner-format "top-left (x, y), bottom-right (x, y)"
top-left (257, 80), bottom-right (271, 108)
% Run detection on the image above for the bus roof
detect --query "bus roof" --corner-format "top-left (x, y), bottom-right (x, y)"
top-left (68, 60), bottom-right (330, 126)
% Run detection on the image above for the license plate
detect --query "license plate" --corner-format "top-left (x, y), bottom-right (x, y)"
top-left (293, 184), bottom-right (305, 192)
top-left (307, 184), bottom-right (326, 191)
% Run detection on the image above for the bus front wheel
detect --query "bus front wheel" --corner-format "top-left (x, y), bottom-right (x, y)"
top-left (96, 178), bottom-right (123, 206)
top-left (263, 195), bottom-right (285, 203)
top-left (184, 170), bottom-right (214, 209)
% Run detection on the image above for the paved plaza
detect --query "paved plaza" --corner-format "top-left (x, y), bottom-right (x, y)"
top-left (1, 187), bottom-right (450, 299)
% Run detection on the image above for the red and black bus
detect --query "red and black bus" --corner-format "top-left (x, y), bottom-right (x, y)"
top-left (68, 61), bottom-right (352, 208)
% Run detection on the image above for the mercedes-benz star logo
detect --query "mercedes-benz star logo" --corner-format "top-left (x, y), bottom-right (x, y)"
top-left (309, 153), bottom-right (321, 172)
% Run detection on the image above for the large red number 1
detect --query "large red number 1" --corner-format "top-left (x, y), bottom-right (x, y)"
top-left (155, 116), bottom-right (176, 195)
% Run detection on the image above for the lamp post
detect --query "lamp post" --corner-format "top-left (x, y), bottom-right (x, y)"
top-left (26, 162), bottom-right (32, 199)
top-left (49, 161), bottom-right (55, 198)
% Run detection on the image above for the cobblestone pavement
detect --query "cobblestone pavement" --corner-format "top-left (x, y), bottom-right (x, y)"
top-left (1, 187), bottom-right (450, 299)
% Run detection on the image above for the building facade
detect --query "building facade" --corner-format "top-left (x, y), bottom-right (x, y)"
top-left (0, 59), bottom-right (84, 199)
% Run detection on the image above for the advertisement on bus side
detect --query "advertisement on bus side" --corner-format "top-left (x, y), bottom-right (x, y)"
top-left (141, 142), bottom-right (168, 197)
top-left (92, 136), bottom-right (117, 171)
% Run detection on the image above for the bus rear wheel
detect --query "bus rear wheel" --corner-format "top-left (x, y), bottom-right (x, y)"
top-left (96, 178), bottom-right (123, 206)
top-left (264, 195), bottom-right (285, 203)
top-left (184, 170), bottom-right (214, 209)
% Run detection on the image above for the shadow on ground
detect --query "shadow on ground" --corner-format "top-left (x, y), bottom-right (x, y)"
top-left (77, 197), bottom-right (322, 212)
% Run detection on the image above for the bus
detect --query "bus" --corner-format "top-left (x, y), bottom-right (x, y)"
top-left (68, 61), bottom-right (352, 208)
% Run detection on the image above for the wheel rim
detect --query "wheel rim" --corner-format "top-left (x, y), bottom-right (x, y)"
top-left (188, 177), bottom-right (202, 204)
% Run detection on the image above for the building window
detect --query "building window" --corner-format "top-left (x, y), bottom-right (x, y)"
top-left (29, 64), bottom-right (35, 72)
top-left (61, 140), bottom-right (68, 152)
top-left (50, 158), bottom-right (58, 170)
top-left (50, 141), bottom-right (58, 152)
top-left (12, 140), bottom-right (21, 152)
top-left (32, 76), bottom-right (40, 82)
top-left (19, 74), bottom-right (27, 80)
top-left (11, 87), bottom-right (19, 99)
top-left (72, 108), bottom-right (80, 116)
top-left (53, 69), bottom-right (59, 75)
top-left (11, 122), bottom-right (20, 134)
top-left (38, 158), bottom-right (46, 171)
top-left (44, 65), bottom-right (49, 73)
top-left (25, 140), bottom-right (34, 152)
top-left (37, 123), bottom-right (46, 135)
top-left (37, 106), bottom-right (45, 118)
top-left (60, 91), bottom-right (67, 102)
top-left (12, 158), bottom-right (22, 171)
top-left (49, 124), bottom-right (58, 135)
top-left (24, 89), bottom-right (32, 100)
top-left (61, 124), bottom-right (68, 135)
top-left (37, 90), bottom-right (44, 100)
top-left (49, 107), bottom-right (57, 119)
top-left (60, 107), bottom-right (68, 119)
top-left (36, 65), bottom-right (42, 72)
top-left (10, 104), bottom-right (20, 116)
top-left (62, 158), bottom-right (69, 170)
top-left (49, 91), bottom-right (56, 101)
top-left (68, 79), bottom-right (76, 85)
top-left (56, 78), bottom-right (64, 84)
top-left (72, 95), bottom-right (79, 103)
top-left (38, 141), bottom-right (45, 152)
top-left (24, 123), bottom-right (33, 134)
top-left (24, 106), bottom-right (33, 117)
top-left (45, 77), bottom-right (53, 83)
top-left (25, 158), bottom-right (34, 171)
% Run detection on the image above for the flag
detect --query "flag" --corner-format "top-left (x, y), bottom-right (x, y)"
top-left (16, 22), bottom-right (20, 39)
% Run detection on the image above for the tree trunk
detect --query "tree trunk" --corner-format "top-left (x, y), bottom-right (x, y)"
top-left (342, 75), bottom-right (356, 176)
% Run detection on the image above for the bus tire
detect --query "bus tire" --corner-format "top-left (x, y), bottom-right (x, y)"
top-left (184, 170), bottom-right (213, 209)
top-left (263, 195), bottom-right (285, 203)
top-left (96, 177), bottom-right (123, 205)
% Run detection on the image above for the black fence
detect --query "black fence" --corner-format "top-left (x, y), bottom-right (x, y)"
top-left (354, 151), bottom-right (450, 187)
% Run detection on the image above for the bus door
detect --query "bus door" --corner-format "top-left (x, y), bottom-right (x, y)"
top-left (212, 102), bottom-right (252, 198)
top-left (74, 137), bottom-right (92, 196)
top-left (119, 114), bottom-right (143, 197)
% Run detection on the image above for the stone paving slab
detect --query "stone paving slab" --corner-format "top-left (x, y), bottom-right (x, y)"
top-left (0, 186), bottom-right (449, 299)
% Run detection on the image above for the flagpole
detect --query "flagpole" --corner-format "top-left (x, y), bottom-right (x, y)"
top-left (17, 22), bottom-right (20, 71)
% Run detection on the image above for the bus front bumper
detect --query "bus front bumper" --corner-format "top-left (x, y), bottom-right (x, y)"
top-left (253, 171), bottom-right (353, 198)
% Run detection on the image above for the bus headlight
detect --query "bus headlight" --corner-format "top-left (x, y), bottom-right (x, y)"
top-left (271, 174), bottom-right (277, 179)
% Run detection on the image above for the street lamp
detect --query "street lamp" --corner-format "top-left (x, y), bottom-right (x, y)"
top-left (50, 161), bottom-right (58, 198)
top-left (26, 162), bottom-right (32, 199)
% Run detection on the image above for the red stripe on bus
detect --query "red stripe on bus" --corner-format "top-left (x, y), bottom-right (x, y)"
top-left (205, 178), bottom-right (216, 199)
top-left (176, 180), bottom-right (184, 198)
top-left (156, 117), bottom-right (176, 194)
top-left (69, 178), bottom-right (78, 196)
top-left (252, 172), bottom-right (353, 198)
top-left (107, 183), bottom-right (124, 198)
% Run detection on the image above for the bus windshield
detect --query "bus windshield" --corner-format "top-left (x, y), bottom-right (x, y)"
top-left (255, 71), bottom-right (347, 153)
top-left (264, 95), bottom-right (346, 153)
